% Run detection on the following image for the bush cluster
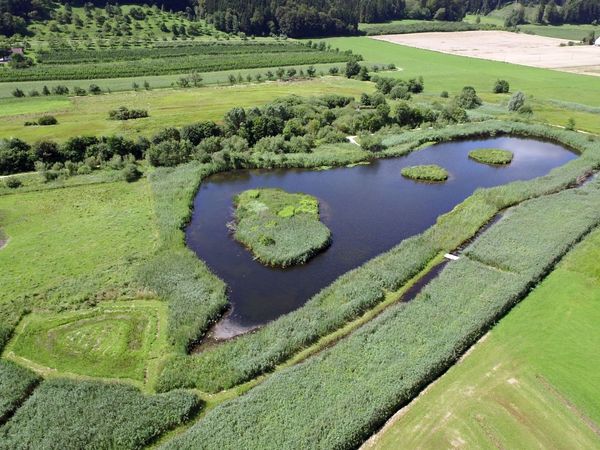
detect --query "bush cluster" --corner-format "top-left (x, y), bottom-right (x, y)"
top-left (24, 115), bottom-right (58, 127)
top-left (108, 106), bottom-right (149, 121)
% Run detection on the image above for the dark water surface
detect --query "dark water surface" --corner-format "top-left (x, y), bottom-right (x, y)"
top-left (186, 137), bottom-right (576, 337)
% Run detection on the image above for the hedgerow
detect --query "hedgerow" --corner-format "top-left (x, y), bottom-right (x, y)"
top-left (362, 21), bottom-right (501, 36)
top-left (0, 379), bottom-right (200, 450)
top-left (163, 183), bottom-right (600, 449)
top-left (155, 121), bottom-right (600, 393)
top-left (0, 361), bottom-right (40, 425)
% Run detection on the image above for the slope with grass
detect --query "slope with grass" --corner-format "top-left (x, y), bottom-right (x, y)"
top-left (232, 188), bottom-right (331, 267)
top-left (366, 227), bottom-right (600, 449)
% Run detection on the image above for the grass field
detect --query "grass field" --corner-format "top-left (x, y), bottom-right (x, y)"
top-left (4, 301), bottom-right (168, 384)
top-left (367, 228), bottom-right (600, 449)
top-left (0, 179), bottom-right (157, 311)
top-left (0, 77), bottom-right (369, 142)
top-left (321, 36), bottom-right (600, 134)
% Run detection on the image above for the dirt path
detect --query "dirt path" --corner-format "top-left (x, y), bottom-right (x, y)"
top-left (372, 31), bottom-right (600, 77)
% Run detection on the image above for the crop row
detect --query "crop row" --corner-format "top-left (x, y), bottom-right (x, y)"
top-left (37, 42), bottom-right (320, 64)
top-left (0, 52), bottom-right (351, 82)
top-left (0, 379), bottom-right (200, 449)
top-left (153, 121), bottom-right (600, 393)
top-left (163, 182), bottom-right (600, 449)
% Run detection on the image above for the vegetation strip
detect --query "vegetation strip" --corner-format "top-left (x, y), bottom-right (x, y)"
top-left (0, 360), bottom-right (40, 426)
top-left (154, 121), bottom-right (600, 394)
top-left (162, 181), bottom-right (600, 449)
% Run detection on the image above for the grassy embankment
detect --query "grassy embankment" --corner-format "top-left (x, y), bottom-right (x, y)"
top-left (232, 188), bottom-right (331, 267)
top-left (401, 164), bottom-right (449, 182)
top-left (0, 77), bottom-right (370, 142)
top-left (368, 226), bottom-right (600, 449)
top-left (469, 148), bottom-right (514, 165)
top-left (321, 36), bottom-right (600, 134)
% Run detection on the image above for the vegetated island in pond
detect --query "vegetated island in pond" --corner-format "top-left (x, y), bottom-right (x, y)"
top-left (401, 164), bottom-right (449, 182)
top-left (231, 188), bottom-right (331, 268)
top-left (468, 148), bottom-right (514, 165)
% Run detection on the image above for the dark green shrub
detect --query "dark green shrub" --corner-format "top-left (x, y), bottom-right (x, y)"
top-left (147, 140), bottom-right (190, 167)
top-left (122, 163), bottom-right (142, 182)
top-left (360, 134), bottom-right (384, 152)
top-left (493, 79), bottom-right (510, 94)
top-left (508, 91), bottom-right (526, 112)
top-left (37, 115), bottom-right (58, 126)
top-left (4, 177), bottom-right (22, 189)
top-left (12, 88), bottom-right (25, 98)
top-left (0, 139), bottom-right (33, 175)
top-left (181, 121), bottom-right (221, 146)
top-left (455, 86), bottom-right (482, 109)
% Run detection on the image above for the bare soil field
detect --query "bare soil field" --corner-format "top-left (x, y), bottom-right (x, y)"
top-left (372, 31), bottom-right (600, 76)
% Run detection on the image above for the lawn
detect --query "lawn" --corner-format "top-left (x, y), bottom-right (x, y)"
top-left (0, 77), bottom-right (370, 142)
top-left (321, 36), bottom-right (600, 133)
top-left (0, 179), bottom-right (157, 312)
top-left (367, 228), bottom-right (600, 449)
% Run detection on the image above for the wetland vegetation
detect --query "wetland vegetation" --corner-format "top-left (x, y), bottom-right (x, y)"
top-left (232, 188), bottom-right (331, 267)
top-left (2, 3), bottom-right (600, 447)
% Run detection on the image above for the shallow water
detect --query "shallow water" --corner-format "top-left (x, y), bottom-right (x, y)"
top-left (186, 137), bottom-right (576, 338)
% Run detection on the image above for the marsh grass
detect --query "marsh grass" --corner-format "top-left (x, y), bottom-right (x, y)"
top-left (401, 164), bottom-right (449, 182)
top-left (469, 148), bottom-right (514, 165)
top-left (232, 188), bottom-right (331, 267)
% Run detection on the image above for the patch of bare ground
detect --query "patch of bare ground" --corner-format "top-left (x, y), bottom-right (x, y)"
top-left (371, 31), bottom-right (600, 76)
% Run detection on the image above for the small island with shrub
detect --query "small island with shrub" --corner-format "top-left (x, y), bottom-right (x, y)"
top-left (231, 188), bottom-right (331, 267)
top-left (468, 148), bottom-right (514, 165)
top-left (401, 164), bottom-right (449, 182)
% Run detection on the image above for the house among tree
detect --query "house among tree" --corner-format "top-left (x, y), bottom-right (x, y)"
top-left (0, 47), bottom-right (24, 64)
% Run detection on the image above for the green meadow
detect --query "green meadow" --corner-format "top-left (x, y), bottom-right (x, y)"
top-left (0, 77), bottom-right (369, 142)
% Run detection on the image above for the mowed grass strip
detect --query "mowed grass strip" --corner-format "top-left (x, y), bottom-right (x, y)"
top-left (367, 227), bottom-right (600, 449)
top-left (0, 78), bottom-right (370, 143)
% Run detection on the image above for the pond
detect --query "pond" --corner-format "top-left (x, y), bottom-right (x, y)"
top-left (186, 137), bottom-right (576, 339)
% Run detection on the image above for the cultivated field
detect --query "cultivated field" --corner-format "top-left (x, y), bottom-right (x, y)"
top-left (372, 31), bottom-right (600, 76)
